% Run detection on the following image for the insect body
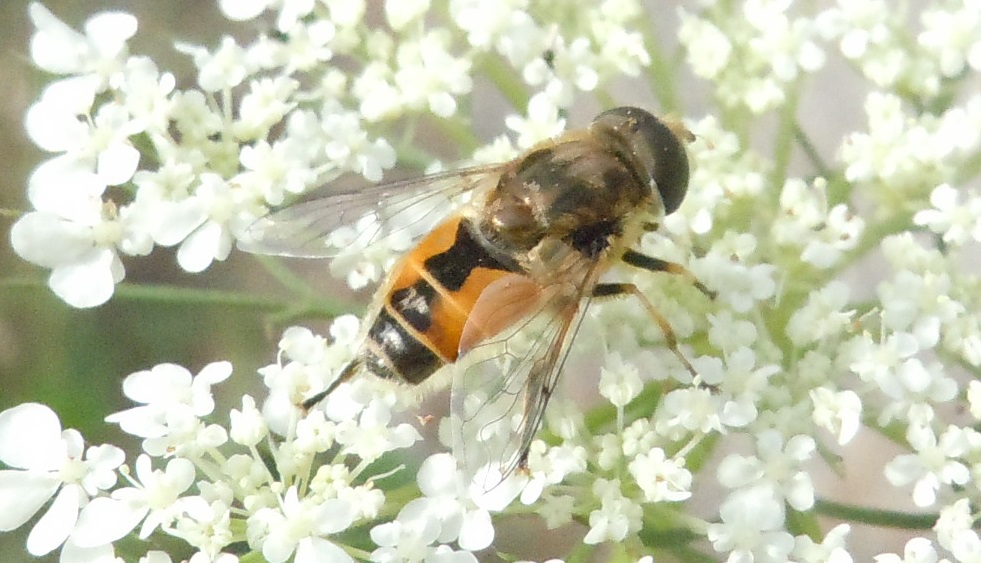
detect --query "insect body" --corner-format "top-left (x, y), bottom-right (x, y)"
top-left (244, 106), bottom-right (710, 477)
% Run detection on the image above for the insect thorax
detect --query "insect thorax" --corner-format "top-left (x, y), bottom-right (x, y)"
top-left (477, 138), bottom-right (655, 260)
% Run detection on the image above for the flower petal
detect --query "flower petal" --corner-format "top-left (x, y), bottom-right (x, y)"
top-left (0, 470), bottom-right (60, 531)
top-left (59, 537), bottom-right (118, 563)
top-left (295, 537), bottom-right (354, 563)
top-left (10, 212), bottom-right (94, 269)
top-left (49, 247), bottom-right (121, 308)
top-left (0, 403), bottom-right (64, 469)
top-left (27, 484), bottom-right (80, 555)
top-left (28, 3), bottom-right (89, 74)
top-left (97, 142), bottom-right (140, 186)
top-left (457, 509), bottom-right (493, 551)
top-left (72, 497), bottom-right (147, 547)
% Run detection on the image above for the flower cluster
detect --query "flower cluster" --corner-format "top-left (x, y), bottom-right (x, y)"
top-left (5, 0), bottom-right (981, 562)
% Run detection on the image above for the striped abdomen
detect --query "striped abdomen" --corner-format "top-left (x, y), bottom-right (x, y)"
top-left (360, 215), bottom-right (518, 383)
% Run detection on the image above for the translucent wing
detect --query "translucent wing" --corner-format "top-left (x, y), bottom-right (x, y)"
top-left (450, 253), bottom-right (604, 491)
top-left (239, 163), bottom-right (509, 258)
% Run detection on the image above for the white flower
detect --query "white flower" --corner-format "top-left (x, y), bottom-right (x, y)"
top-left (320, 105), bottom-right (397, 182)
top-left (73, 455), bottom-right (196, 547)
top-left (707, 485), bottom-right (795, 562)
top-left (582, 479), bottom-right (642, 545)
top-left (787, 281), bottom-right (854, 346)
top-left (592, 18), bottom-right (649, 77)
top-left (26, 96), bottom-right (142, 187)
top-left (449, 0), bottom-right (533, 52)
top-left (913, 184), bottom-right (981, 246)
top-left (335, 401), bottom-right (422, 463)
top-left (28, 2), bottom-right (136, 88)
top-left (810, 387), bottom-right (862, 445)
top-left (627, 448), bottom-right (692, 503)
top-left (717, 431), bottom-right (816, 511)
top-left (874, 537), bottom-right (947, 563)
top-left (249, 487), bottom-right (354, 563)
top-left (385, 0), bottom-right (431, 31)
top-left (678, 12), bottom-right (732, 79)
top-left (370, 516), bottom-right (448, 563)
top-left (398, 454), bottom-right (496, 551)
top-left (934, 498), bottom-right (981, 562)
top-left (0, 404), bottom-right (123, 556)
top-left (233, 77), bottom-right (301, 141)
top-left (263, 20), bottom-right (336, 73)
top-left (969, 380), bottom-right (981, 420)
top-left (884, 424), bottom-right (972, 507)
top-left (918, 2), bottom-right (981, 77)
top-left (106, 362), bottom-right (232, 442)
top-left (174, 483), bottom-right (236, 560)
top-left (598, 352), bottom-right (643, 408)
top-left (117, 56), bottom-right (177, 133)
top-left (505, 93), bottom-right (567, 149)
top-left (171, 174), bottom-right (258, 273)
top-left (793, 523), bottom-right (853, 563)
top-left (679, 2), bottom-right (824, 113)
top-left (259, 322), bottom-right (361, 436)
top-left (178, 36), bottom-right (251, 92)
top-left (58, 539), bottom-right (121, 563)
top-left (218, 0), bottom-right (270, 21)
top-left (800, 204), bottom-right (864, 269)
top-left (516, 441), bottom-right (586, 506)
top-left (24, 80), bottom-right (93, 155)
top-left (657, 386), bottom-right (726, 437)
top-left (707, 311), bottom-right (759, 353)
top-left (236, 138), bottom-right (313, 206)
top-left (710, 347), bottom-right (781, 427)
top-left (333, 480), bottom-right (385, 522)
top-left (229, 395), bottom-right (268, 447)
top-left (393, 31), bottom-right (472, 117)
top-left (323, 0), bottom-right (365, 28)
top-left (525, 36), bottom-right (599, 105)
top-left (10, 159), bottom-right (149, 308)
top-left (693, 243), bottom-right (777, 314)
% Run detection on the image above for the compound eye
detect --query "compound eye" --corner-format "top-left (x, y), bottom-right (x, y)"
top-left (594, 107), bottom-right (690, 215)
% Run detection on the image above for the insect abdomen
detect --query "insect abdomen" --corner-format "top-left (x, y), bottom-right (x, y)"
top-left (361, 216), bottom-right (518, 384)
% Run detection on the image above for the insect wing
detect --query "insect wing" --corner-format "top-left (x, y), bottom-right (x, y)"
top-left (450, 262), bottom-right (602, 492)
top-left (239, 164), bottom-right (508, 258)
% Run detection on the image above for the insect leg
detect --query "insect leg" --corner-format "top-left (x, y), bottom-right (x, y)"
top-left (621, 249), bottom-right (716, 299)
top-left (593, 282), bottom-right (698, 378)
top-left (301, 360), bottom-right (360, 411)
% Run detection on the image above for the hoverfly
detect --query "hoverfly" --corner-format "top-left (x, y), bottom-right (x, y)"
top-left (243, 107), bottom-right (712, 482)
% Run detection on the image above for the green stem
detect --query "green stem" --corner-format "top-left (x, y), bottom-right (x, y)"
top-left (794, 121), bottom-right (832, 180)
top-left (2, 277), bottom-right (281, 310)
top-left (480, 54), bottom-right (531, 111)
top-left (431, 113), bottom-right (482, 155)
top-left (396, 143), bottom-right (440, 171)
top-left (640, 16), bottom-right (681, 113)
top-left (769, 83), bottom-right (801, 191)
top-left (594, 87), bottom-right (617, 111)
top-left (954, 145), bottom-right (981, 185)
top-left (785, 506), bottom-right (822, 540)
top-left (1, 275), bottom-right (357, 322)
top-left (814, 499), bottom-right (938, 530)
top-left (252, 254), bottom-right (321, 299)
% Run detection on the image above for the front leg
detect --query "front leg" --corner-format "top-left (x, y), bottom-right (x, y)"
top-left (620, 249), bottom-right (715, 299)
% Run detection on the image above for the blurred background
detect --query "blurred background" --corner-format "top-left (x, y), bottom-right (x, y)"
top-left (0, 1), bottom-right (933, 561)
top-left (0, 0), bottom-right (276, 433)
top-left (0, 3), bottom-right (285, 560)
